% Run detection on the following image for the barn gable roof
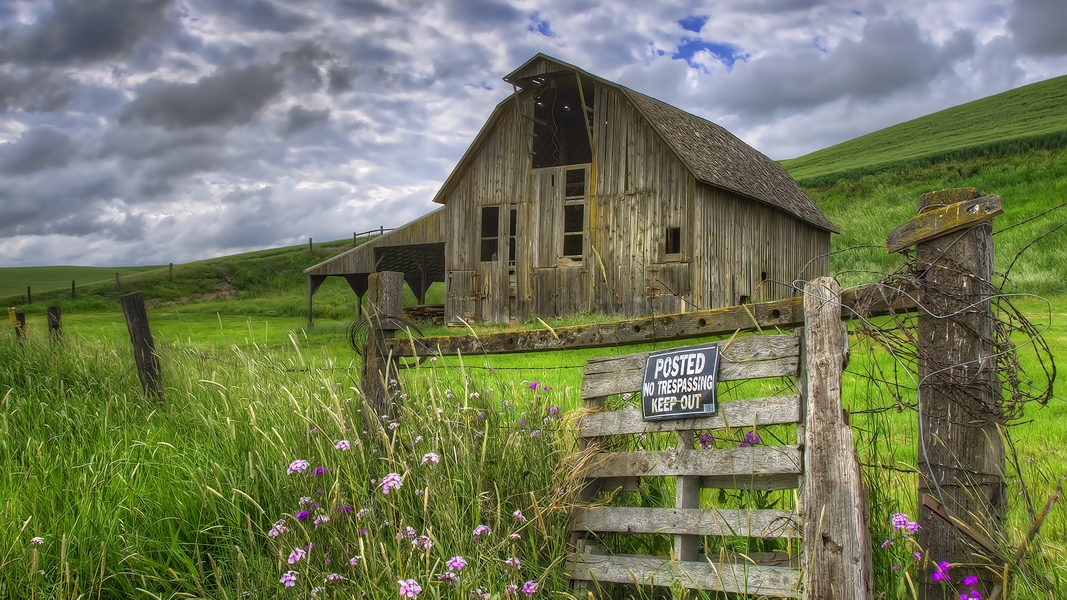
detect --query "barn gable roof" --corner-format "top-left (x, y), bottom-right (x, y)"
top-left (434, 53), bottom-right (836, 233)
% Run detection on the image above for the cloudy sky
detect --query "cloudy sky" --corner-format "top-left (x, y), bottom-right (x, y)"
top-left (1, 0), bottom-right (1065, 267)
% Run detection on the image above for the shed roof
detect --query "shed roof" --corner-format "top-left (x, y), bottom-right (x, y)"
top-left (435, 53), bottom-right (837, 233)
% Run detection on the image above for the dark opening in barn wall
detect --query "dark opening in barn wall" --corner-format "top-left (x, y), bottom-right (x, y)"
top-left (563, 203), bottom-right (584, 257)
top-left (532, 77), bottom-right (594, 168)
top-left (665, 227), bottom-right (681, 255)
top-left (480, 205), bottom-right (500, 261)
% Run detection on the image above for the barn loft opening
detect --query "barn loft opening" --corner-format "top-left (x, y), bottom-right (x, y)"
top-left (563, 203), bottom-right (584, 258)
top-left (532, 76), bottom-right (594, 168)
top-left (665, 227), bottom-right (681, 255)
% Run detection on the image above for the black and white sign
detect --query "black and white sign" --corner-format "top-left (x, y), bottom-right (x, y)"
top-left (640, 343), bottom-right (720, 421)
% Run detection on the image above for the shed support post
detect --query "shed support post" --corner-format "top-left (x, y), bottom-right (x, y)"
top-left (361, 271), bottom-right (404, 423)
top-left (307, 275), bottom-right (326, 329)
top-left (802, 277), bottom-right (873, 600)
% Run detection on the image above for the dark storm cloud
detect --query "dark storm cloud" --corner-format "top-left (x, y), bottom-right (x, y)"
top-left (119, 64), bottom-right (285, 129)
top-left (0, 0), bottom-right (172, 66)
top-left (0, 169), bottom-right (120, 237)
top-left (204, 0), bottom-right (313, 33)
top-left (1007, 0), bottom-right (1067, 57)
top-left (0, 125), bottom-right (73, 174)
top-left (0, 69), bottom-right (73, 113)
top-left (709, 17), bottom-right (976, 118)
top-left (442, 0), bottom-right (523, 29)
top-left (333, 0), bottom-right (398, 19)
top-left (327, 64), bottom-right (358, 94)
top-left (279, 41), bottom-right (335, 91)
top-left (280, 105), bottom-right (331, 137)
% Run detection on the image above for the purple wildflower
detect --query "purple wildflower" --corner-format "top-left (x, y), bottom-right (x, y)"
top-left (509, 533), bottom-right (521, 541)
top-left (471, 590), bottom-right (490, 600)
top-left (310, 428), bottom-right (318, 434)
top-left (335, 440), bottom-right (351, 451)
top-left (472, 524), bottom-right (490, 541)
top-left (529, 381), bottom-right (540, 391)
top-left (963, 576), bottom-right (979, 587)
top-left (413, 535), bottom-right (434, 550)
top-left (296, 510), bottom-right (310, 522)
top-left (268, 520), bottom-right (287, 537)
top-left (881, 539), bottom-right (893, 548)
top-left (287, 459), bottom-right (309, 474)
top-left (506, 584), bottom-right (518, 595)
top-left (891, 513), bottom-right (910, 530)
top-left (349, 555), bottom-right (362, 566)
top-left (326, 573), bottom-right (344, 582)
top-left (355, 508), bottom-right (371, 519)
top-left (740, 430), bottom-right (761, 447)
top-left (381, 472), bottom-right (403, 494)
top-left (30, 536), bottom-right (44, 546)
top-left (513, 509), bottom-right (527, 522)
top-left (531, 429), bottom-right (541, 437)
top-left (438, 571), bottom-right (458, 584)
top-left (522, 581), bottom-right (539, 596)
top-left (299, 496), bottom-right (313, 506)
top-left (422, 453), bottom-right (440, 465)
top-left (932, 561), bottom-right (952, 582)
top-left (313, 514), bottom-right (329, 529)
top-left (398, 579), bottom-right (422, 598)
top-left (313, 466), bottom-right (328, 476)
top-left (548, 406), bottom-right (559, 416)
top-left (698, 432), bottom-right (714, 449)
top-left (447, 556), bottom-right (468, 572)
top-left (505, 557), bottom-right (521, 569)
top-left (288, 548), bottom-right (306, 564)
top-left (280, 570), bottom-right (298, 587)
top-left (338, 504), bottom-right (353, 514)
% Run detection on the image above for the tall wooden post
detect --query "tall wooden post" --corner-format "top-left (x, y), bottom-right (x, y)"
top-left (14, 312), bottom-right (26, 339)
top-left (887, 188), bottom-right (1004, 598)
top-left (361, 271), bottom-right (404, 422)
top-left (802, 277), bottom-right (873, 600)
top-left (26, 286), bottom-right (32, 304)
top-left (72, 280), bottom-right (76, 299)
top-left (120, 292), bottom-right (163, 401)
top-left (116, 272), bottom-right (121, 288)
top-left (169, 263), bottom-right (173, 281)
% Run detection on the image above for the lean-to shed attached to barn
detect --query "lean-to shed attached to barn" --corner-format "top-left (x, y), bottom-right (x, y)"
top-left (304, 54), bottom-right (836, 326)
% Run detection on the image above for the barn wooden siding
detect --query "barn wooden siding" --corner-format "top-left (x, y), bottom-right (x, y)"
top-left (441, 82), bottom-right (829, 325)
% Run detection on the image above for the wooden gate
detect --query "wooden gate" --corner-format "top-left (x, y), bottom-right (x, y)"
top-left (567, 278), bottom-right (871, 599)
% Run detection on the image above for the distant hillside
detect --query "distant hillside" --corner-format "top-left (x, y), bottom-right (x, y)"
top-left (0, 265), bottom-right (162, 298)
top-left (782, 74), bottom-right (1067, 186)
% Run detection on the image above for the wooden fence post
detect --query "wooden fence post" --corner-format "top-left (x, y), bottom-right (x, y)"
top-left (14, 312), bottom-right (26, 339)
top-left (47, 306), bottom-right (61, 338)
top-left (890, 188), bottom-right (1005, 598)
top-left (120, 292), bottom-right (163, 401)
top-left (802, 277), bottom-right (873, 600)
top-left (27, 286), bottom-right (32, 305)
top-left (72, 280), bottom-right (76, 299)
top-left (116, 272), bottom-right (121, 288)
top-left (361, 271), bottom-right (404, 421)
top-left (169, 263), bottom-right (173, 281)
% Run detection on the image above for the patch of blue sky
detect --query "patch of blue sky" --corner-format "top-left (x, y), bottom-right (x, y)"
top-left (672, 38), bottom-right (748, 72)
top-left (678, 15), bottom-right (708, 33)
top-left (814, 36), bottom-right (828, 53)
top-left (528, 13), bottom-right (554, 37)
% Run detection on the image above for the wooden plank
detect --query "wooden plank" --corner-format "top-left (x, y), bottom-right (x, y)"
top-left (585, 445), bottom-right (801, 479)
top-left (802, 278), bottom-right (873, 599)
top-left (572, 506), bottom-right (799, 538)
top-left (886, 194), bottom-right (1002, 253)
top-left (584, 333), bottom-right (797, 375)
top-left (579, 395), bottom-right (800, 438)
top-left (582, 356), bottom-right (797, 399)
top-left (567, 554), bottom-right (800, 597)
top-left (385, 282), bottom-right (914, 358)
top-left (591, 473), bottom-right (799, 493)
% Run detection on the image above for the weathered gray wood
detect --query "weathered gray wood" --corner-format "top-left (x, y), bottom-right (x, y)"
top-left (583, 354), bottom-right (798, 399)
top-left (592, 473), bottom-right (800, 492)
top-left (674, 430), bottom-right (701, 561)
top-left (886, 193), bottom-right (1002, 253)
top-left (584, 333), bottom-right (799, 375)
top-left (361, 271), bottom-right (404, 421)
top-left (120, 292), bottom-right (162, 401)
top-left (801, 277), bottom-right (872, 600)
top-left (26, 286), bottom-right (31, 305)
top-left (567, 554), bottom-right (800, 597)
top-left (585, 445), bottom-right (801, 479)
top-left (71, 280), bottom-right (76, 299)
top-left (579, 395), bottom-right (800, 438)
top-left (573, 506), bottom-right (799, 538)
top-left (13, 312), bottom-right (26, 339)
top-left (913, 191), bottom-right (1004, 599)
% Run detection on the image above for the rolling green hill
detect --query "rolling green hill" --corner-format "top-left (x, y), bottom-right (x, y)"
top-left (782, 74), bottom-right (1067, 186)
top-left (0, 265), bottom-right (163, 298)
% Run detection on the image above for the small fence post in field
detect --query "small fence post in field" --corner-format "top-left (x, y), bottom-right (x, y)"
top-left (120, 291), bottom-right (163, 401)
top-left (361, 271), bottom-right (404, 422)
top-left (802, 277), bottom-right (873, 599)
top-left (116, 272), bottom-right (121, 288)
top-left (27, 286), bottom-right (32, 304)
top-left (169, 263), bottom-right (173, 281)
top-left (47, 306), bottom-right (61, 338)
top-left (72, 280), bottom-right (76, 299)
top-left (12, 310), bottom-right (26, 339)
top-left (887, 187), bottom-right (1004, 597)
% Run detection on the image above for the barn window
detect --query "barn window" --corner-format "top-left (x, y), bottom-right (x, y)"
top-left (532, 77), bottom-right (594, 168)
top-left (508, 208), bottom-right (517, 264)
top-left (565, 168), bottom-right (586, 197)
top-left (480, 205), bottom-right (500, 261)
top-left (563, 203), bottom-right (584, 258)
top-left (665, 227), bottom-right (681, 255)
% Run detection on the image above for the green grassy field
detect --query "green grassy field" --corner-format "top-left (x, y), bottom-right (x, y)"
top-left (781, 73), bottom-right (1067, 185)
top-left (0, 265), bottom-right (164, 298)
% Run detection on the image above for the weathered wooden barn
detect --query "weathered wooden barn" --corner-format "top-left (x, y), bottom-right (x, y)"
top-left (305, 54), bottom-right (836, 326)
